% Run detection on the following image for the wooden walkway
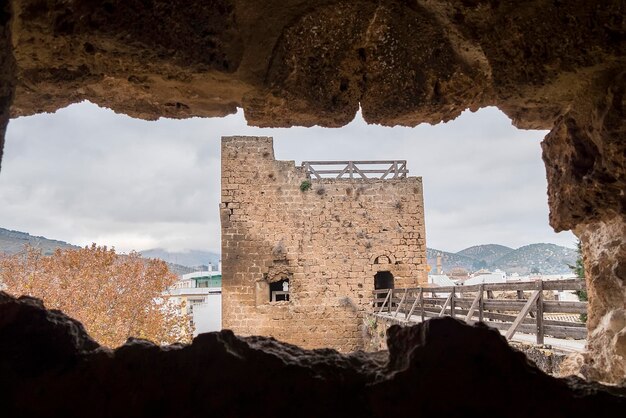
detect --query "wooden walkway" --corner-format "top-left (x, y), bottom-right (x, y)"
top-left (372, 279), bottom-right (587, 345)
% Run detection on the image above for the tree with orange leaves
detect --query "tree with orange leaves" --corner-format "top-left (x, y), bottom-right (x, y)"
top-left (0, 244), bottom-right (192, 347)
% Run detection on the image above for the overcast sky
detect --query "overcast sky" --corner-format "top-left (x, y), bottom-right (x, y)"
top-left (0, 101), bottom-right (575, 254)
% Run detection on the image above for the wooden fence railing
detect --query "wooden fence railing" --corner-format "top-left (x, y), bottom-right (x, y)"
top-left (372, 279), bottom-right (587, 344)
top-left (302, 161), bottom-right (408, 180)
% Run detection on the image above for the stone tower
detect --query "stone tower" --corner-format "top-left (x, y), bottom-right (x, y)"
top-left (220, 136), bottom-right (427, 351)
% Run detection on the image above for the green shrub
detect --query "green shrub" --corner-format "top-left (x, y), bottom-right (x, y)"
top-left (300, 180), bottom-right (312, 192)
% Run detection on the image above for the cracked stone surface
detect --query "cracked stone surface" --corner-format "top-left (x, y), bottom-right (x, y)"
top-left (5, 0), bottom-right (624, 130)
top-left (1, 0), bottom-right (625, 382)
top-left (559, 217), bottom-right (626, 384)
top-left (1, 292), bottom-right (625, 417)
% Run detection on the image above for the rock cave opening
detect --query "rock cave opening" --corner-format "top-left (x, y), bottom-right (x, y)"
top-left (0, 101), bottom-right (593, 370)
top-left (0, 1), bottom-right (624, 413)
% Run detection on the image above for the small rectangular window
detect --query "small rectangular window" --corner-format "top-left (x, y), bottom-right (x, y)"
top-left (269, 279), bottom-right (290, 302)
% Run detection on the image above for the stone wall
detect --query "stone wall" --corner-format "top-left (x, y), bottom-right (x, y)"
top-left (362, 313), bottom-right (400, 352)
top-left (221, 136), bottom-right (427, 351)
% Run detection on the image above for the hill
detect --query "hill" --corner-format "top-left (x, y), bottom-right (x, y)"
top-left (427, 243), bottom-right (576, 275)
top-left (426, 248), bottom-right (479, 271)
top-left (139, 249), bottom-right (220, 269)
top-left (2, 227), bottom-right (574, 276)
top-left (491, 243), bottom-right (577, 275)
top-left (456, 244), bottom-right (513, 265)
top-left (0, 228), bottom-right (202, 276)
top-left (165, 263), bottom-right (199, 276)
top-left (0, 227), bottom-right (78, 255)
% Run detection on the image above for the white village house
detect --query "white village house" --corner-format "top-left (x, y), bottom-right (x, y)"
top-left (164, 263), bottom-right (222, 336)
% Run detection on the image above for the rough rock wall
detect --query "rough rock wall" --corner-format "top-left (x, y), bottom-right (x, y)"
top-left (542, 71), bottom-right (625, 232)
top-left (5, 0), bottom-right (624, 129)
top-left (542, 70), bottom-right (626, 383)
top-left (0, 0), bottom-right (15, 172)
top-left (364, 313), bottom-right (568, 376)
top-left (0, 0), bottom-right (624, 381)
top-left (221, 136), bottom-right (427, 351)
top-left (559, 217), bottom-right (626, 384)
top-left (2, 293), bottom-right (624, 418)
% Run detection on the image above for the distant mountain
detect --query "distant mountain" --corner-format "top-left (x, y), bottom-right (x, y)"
top-left (2, 227), bottom-right (573, 276)
top-left (139, 249), bottom-right (220, 269)
top-left (456, 244), bottom-right (513, 265)
top-left (491, 243), bottom-right (577, 275)
top-left (165, 263), bottom-right (198, 276)
top-left (427, 243), bottom-right (576, 275)
top-left (0, 227), bottom-right (78, 255)
top-left (426, 248), bottom-right (478, 271)
top-left (0, 228), bottom-right (207, 276)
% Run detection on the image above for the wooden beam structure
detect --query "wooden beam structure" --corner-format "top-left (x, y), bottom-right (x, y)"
top-left (371, 279), bottom-right (587, 342)
top-left (505, 290), bottom-right (541, 340)
top-left (302, 160), bottom-right (408, 179)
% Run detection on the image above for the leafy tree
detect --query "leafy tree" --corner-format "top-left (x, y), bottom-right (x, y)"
top-left (571, 239), bottom-right (585, 279)
top-left (0, 244), bottom-right (192, 347)
top-left (570, 239), bottom-right (587, 323)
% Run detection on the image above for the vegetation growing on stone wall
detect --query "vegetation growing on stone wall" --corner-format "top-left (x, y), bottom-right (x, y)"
top-left (300, 180), bottom-right (311, 192)
top-left (362, 315), bottom-right (385, 352)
